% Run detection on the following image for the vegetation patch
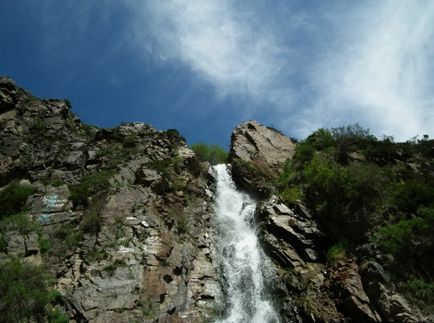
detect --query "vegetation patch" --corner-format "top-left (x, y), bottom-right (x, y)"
top-left (0, 212), bottom-right (36, 235)
top-left (191, 143), bottom-right (228, 165)
top-left (0, 182), bottom-right (36, 218)
top-left (69, 170), bottom-right (114, 207)
top-left (0, 257), bottom-right (66, 322)
top-left (80, 208), bottom-right (101, 234)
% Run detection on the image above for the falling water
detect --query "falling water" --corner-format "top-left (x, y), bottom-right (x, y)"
top-left (213, 164), bottom-right (279, 323)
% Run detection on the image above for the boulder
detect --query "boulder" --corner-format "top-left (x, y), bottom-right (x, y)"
top-left (229, 120), bottom-right (295, 176)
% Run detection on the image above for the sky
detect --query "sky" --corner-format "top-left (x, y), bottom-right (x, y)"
top-left (1, 0), bottom-right (433, 147)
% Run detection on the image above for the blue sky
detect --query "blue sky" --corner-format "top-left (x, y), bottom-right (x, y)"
top-left (1, 0), bottom-right (433, 147)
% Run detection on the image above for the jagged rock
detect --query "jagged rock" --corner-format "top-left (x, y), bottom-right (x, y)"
top-left (377, 284), bottom-right (423, 323)
top-left (178, 146), bottom-right (200, 177)
top-left (135, 167), bottom-right (162, 187)
top-left (229, 120), bottom-right (295, 175)
top-left (256, 197), bottom-right (322, 264)
top-left (329, 259), bottom-right (381, 322)
top-left (360, 261), bottom-right (423, 322)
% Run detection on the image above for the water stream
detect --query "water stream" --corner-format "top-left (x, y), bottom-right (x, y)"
top-left (213, 164), bottom-right (279, 323)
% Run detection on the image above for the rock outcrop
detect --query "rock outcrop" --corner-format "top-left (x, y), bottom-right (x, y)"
top-left (228, 119), bottom-right (427, 323)
top-left (229, 120), bottom-right (295, 176)
top-left (1, 77), bottom-right (429, 323)
top-left (0, 77), bottom-right (224, 322)
top-left (228, 121), bottom-right (295, 197)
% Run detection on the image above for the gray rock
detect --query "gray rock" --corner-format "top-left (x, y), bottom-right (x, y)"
top-left (330, 259), bottom-right (381, 322)
top-left (229, 120), bottom-right (296, 175)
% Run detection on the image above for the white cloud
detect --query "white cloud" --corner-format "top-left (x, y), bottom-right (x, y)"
top-left (133, 0), bottom-right (292, 105)
top-left (136, 0), bottom-right (434, 140)
top-left (309, 0), bottom-right (434, 140)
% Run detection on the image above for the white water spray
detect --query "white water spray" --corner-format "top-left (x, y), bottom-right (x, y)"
top-left (213, 164), bottom-right (279, 323)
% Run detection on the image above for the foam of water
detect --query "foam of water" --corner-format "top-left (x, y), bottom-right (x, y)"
top-left (213, 164), bottom-right (279, 323)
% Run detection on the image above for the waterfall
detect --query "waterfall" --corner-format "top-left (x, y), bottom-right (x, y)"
top-left (213, 164), bottom-right (279, 323)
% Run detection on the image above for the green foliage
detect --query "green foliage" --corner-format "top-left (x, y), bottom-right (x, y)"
top-left (38, 237), bottom-right (52, 254)
top-left (393, 181), bottom-right (434, 213)
top-left (80, 209), bottom-right (101, 234)
top-left (0, 257), bottom-right (55, 322)
top-left (80, 123), bottom-right (96, 142)
top-left (177, 215), bottom-right (188, 234)
top-left (0, 212), bottom-right (36, 235)
top-left (402, 278), bottom-right (434, 303)
top-left (278, 187), bottom-right (303, 206)
top-left (371, 207), bottom-right (434, 257)
top-left (331, 124), bottom-right (375, 143)
top-left (303, 155), bottom-right (386, 240)
top-left (326, 241), bottom-right (347, 265)
top-left (0, 182), bottom-right (36, 218)
top-left (44, 223), bottom-right (82, 257)
top-left (47, 307), bottom-right (69, 323)
top-left (191, 143), bottom-right (228, 165)
top-left (69, 170), bottom-right (114, 207)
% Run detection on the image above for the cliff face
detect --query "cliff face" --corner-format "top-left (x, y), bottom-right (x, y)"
top-left (230, 121), bottom-right (433, 323)
top-left (1, 77), bottom-right (432, 323)
top-left (0, 77), bottom-right (224, 322)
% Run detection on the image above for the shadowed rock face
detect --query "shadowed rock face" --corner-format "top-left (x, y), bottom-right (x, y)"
top-left (229, 120), bottom-right (296, 176)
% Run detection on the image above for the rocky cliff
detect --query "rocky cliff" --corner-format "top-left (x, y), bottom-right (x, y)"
top-left (0, 77), bottom-right (225, 322)
top-left (229, 122), bottom-right (433, 322)
top-left (1, 77), bottom-right (433, 323)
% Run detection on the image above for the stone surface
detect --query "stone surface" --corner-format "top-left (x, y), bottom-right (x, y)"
top-left (229, 120), bottom-right (296, 175)
top-left (329, 259), bottom-right (381, 322)
top-left (0, 77), bottom-right (224, 322)
top-left (256, 196), bottom-right (322, 265)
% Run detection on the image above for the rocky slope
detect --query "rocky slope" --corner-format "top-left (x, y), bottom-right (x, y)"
top-left (1, 77), bottom-right (432, 323)
top-left (230, 122), bottom-right (433, 322)
top-left (0, 77), bottom-right (225, 322)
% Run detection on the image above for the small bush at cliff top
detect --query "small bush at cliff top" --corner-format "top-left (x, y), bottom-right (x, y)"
top-left (0, 182), bottom-right (36, 218)
top-left (191, 143), bottom-right (228, 165)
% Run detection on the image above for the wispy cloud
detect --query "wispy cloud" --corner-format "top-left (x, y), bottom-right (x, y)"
top-left (306, 1), bottom-right (434, 140)
top-left (135, 0), bottom-right (434, 140)
top-left (133, 0), bottom-right (293, 105)
top-left (25, 0), bottom-right (434, 140)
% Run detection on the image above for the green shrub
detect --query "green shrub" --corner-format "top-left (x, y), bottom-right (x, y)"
top-left (177, 215), bottom-right (188, 234)
top-left (402, 278), bottom-right (434, 302)
top-left (47, 307), bottom-right (69, 323)
top-left (191, 143), bottom-right (228, 165)
top-left (393, 181), bottom-right (434, 213)
top-left (0, 182), bottom-right (36, 218)
top-left (371, 207), bottom-right (434, 266)
top-left (293, 128), bottom-right (334, 165)
top-left (331, 124), bottom-right (375, 143)
top-left (80, 209), bottom-right (100, 234)
top-left (0, 233), bottom-right (6, 252)
top-left (327, 241), bottom-right (347, 265)
top-left (69, 170), bottom-right (113, 207)
top-left (303, 155), bottom-right (385, 241)
top-left (278, 187), bottom-right (303, 206)
top-left (46, 224), bottom-right (82, 256)
top-left (0, 212), bottom-right (36, 235)
top-left (0, 257), bottom-right (52, 322)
